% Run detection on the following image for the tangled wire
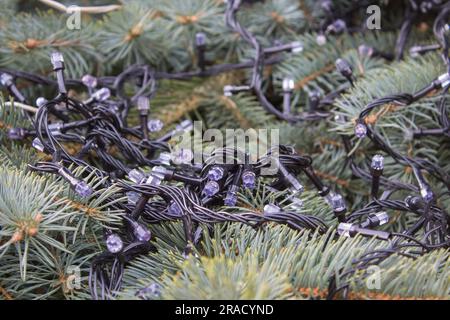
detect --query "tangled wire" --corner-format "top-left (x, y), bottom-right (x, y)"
top-left (0, 0), bottom-right (449, 300)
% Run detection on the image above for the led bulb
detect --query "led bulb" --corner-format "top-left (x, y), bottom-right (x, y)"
top-left (74, 181), bottom-right (93, 197)
top-left (136, 283), bottom-right (162, 299)
top-left (358, 44), bottom-right (374, 57)
top-left (371, 154), bottom-right (384, 171)
top-left (316, 34), bottom-right (327, 46)
top-left (146, 175), bottom-right (162, 186)
top-left (106, 233), bottom-right (123, 253)
top-left (133, 223), bottom-right (151, 242)
top-left (0, 73), bottom-right (13, 87)
top-left (420, 186), bottom-right (434, 202)
top-left (147, 119), bottom-right (164, 132)
top-left (92, 88), bottom-right (111, 101)
top-left (81, 74), bottom-right (98, 88)
top-left (241, 170), bottom-right (256, 189)
top-left (224, 192), bottom-right (237, 206)
top-left (438, 73), bottom-right (450, 88)
top-left (327, 19), bottom-right (346, 34)
top-left (409, 46), bottom-right (422, 58)
top-left (326, 193), bottom-right (346, 212)
top-left (195, 32), bottom-right (206, 46)
top-left (168, 202), bottom-right (182, 216)
top-left (157, 152), bottom-right (172, 166)
top-left (32, 137), bottom-right (45, 152)
top-left (290, 197), bottom-right (304, 210)
top-left (51, 51), bottom-right (64, 64)
top-left (335, 58), bottom-right (353, 77)
top-left (126, 191), bottom-right (140, 205)
top-left (354, 122), bottom-right (367, 138)
top-left (151, 166), bottom-right (167, 177)
top-left (202, 180), bottom-right (220, 197)
top-left (282, 78), bottom-right (295, 92)
top-left (290, 41), bottom-right (303, 53)
top-left (7, 128), bottom-right (26, 140)
top-left (207, 166), bottom-right (224, 181)
top-left (263, 204), bottom-right (281, 214)
top-left (224, 85), bottom-right (233, 96)
top-left (36, 97), bottom-right (48, 108)
top-left (128, 169), bottom-right (146, 184)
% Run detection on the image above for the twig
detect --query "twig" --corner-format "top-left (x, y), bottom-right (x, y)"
top-left (4, 101), bottom-right (38, 113)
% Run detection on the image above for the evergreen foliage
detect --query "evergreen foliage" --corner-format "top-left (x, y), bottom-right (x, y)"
top-left (0, 0), bottom-right (448, 300)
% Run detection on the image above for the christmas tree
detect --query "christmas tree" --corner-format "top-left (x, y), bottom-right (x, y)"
top-left (0, 0), bottom-right (449, 300)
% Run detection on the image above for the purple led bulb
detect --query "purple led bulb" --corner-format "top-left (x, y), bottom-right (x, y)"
top-left (202, 180), bottom-right (220, 197)
top-left (241, 170), bottom-right (256, 189)
top-left (207, 166), bottom-right (224, 181)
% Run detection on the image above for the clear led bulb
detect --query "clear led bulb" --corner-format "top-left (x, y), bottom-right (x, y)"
top-left (263, 203), bottom-right (281, 214)
top-left (371, 154), bottom-right (384, 171)
top-left (354, 122), bottom-right (367, 138)
top-left (106, 233), bottom-right (123, 253)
